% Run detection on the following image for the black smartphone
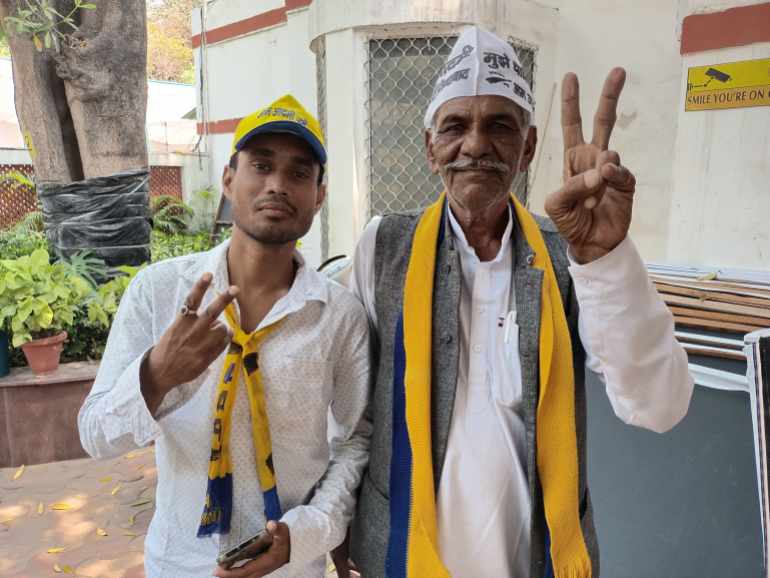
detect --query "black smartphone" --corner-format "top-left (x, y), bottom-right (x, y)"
top-left (216, 530), bottom-right (273, 570)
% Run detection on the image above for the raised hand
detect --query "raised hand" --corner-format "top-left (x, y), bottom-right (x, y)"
top-left (140, 272), bottom-right (238, 413)
top-left (544, 67), bottom-right (637, 264)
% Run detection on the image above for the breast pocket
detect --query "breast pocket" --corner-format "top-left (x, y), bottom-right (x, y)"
top-left (492, 317), bottom-right (524, 408)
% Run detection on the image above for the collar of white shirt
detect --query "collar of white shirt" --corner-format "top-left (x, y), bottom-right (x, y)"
top-left (180, 239), bottom-right (330, 327)
top-left (446, 200), bottom-right (514, 264)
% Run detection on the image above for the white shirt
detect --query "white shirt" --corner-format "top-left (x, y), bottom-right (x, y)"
top-left (78, 240), bottom-right (372, 578)
top-left (349, 209), bottom-right (693, 578)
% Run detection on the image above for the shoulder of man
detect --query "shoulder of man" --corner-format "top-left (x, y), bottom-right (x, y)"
top-left (379, 208), bottom-right (423, 227)
top-left (530, 213), bottom-right (570, 271)
top-left (323, 274), bottom-right (368, 314)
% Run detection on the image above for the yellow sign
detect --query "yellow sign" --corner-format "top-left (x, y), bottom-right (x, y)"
top-left (686, 57), bottom-right (770, 111)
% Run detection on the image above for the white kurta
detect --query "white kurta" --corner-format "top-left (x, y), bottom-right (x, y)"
top-left (349, 207), bottom-right (693, 578)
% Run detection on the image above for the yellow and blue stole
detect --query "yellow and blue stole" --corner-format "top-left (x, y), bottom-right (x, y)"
top-left (197, 303), bottom-right (283, 537)
top-left (385, 193), bottom-right (592, 578)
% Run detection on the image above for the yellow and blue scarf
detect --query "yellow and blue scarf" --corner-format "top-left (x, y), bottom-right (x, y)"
top-left (198, 303), bottom-right (283, 537)
top-left (385, 193), bottom-right (592, 578)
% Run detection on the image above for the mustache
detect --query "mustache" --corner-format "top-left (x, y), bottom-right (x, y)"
top-left (255, 196), bottom-right (296, 214)
top-left (442, 158), bottom-right (512, 176)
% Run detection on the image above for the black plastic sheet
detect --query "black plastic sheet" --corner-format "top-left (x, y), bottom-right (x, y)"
top-left (38, 169), bottom-right (151, 266)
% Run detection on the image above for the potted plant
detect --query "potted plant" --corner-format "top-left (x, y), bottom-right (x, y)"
top-left (0, 249), bottom-right (91, 375)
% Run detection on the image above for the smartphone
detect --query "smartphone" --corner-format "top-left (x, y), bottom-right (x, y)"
top-left (216, 530), bottom-right (273, 570)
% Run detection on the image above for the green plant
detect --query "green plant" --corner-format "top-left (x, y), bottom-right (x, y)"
top-left (57, 250), bottom-right (110, 289)
top-left (0, 248), bottom-right (91, 347)
top-left (151, 230), bottom-right (219, 262)
top-left (11, 209), bottom-right (44, 233)
top-left (0, 226), bottom-right (47, 259)
top-left (60, 309), bottom-right (108, 362)
top-left (3, 0), bottom-right (96, 53)
top-left (85, 265), bottom-right (142, 329)
top-left (0, 169), bottom-right (35, 192)
top-left (189, 186), bottom-right (217, 232)
top-left (151, 194), bottom-right (194, 234)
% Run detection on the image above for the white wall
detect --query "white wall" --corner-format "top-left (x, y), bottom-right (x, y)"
top-left (667, 40), bottom-right (770, 268)
top-left (529, 1), bottom-right (682, 262)
top-left (196, 0), bottom-right (770, 271)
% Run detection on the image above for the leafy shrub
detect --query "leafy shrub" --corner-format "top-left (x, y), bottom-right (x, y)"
top-left (0, 249), bottom-right (92, 347)
top-left (151, 230), bottom-right (222, 262)
top-left (58, 250), bottom-right (111, 288)
top-left (151, 194), bottom-right (194, 234)
top-left (86, 265), bottom-right (142, 329)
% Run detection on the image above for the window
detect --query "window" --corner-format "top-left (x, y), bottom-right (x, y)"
top-left (366, 34), bottom-right (536, 217)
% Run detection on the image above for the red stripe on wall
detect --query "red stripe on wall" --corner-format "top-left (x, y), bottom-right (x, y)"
top-left (197, 118), bottom-right (242, 135)
top-left (285, 0), bottom-right (313, 10)
top-left (192, 0), bottom-right (314, 48)
top-left (681, 2), bottom-right (770, 54)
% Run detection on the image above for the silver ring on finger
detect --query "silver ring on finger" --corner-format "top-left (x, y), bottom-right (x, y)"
top-left (180, 304), bottom-right (197, 318)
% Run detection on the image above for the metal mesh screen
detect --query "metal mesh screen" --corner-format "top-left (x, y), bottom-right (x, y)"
top-left (366, 35), bottom-right (536, 217)
top-left (149, 166), bottom-right (183, 198)
top-left (0, 164), bottom-right (36, 229)
top-left (315, 36), bottom-right (330, 261)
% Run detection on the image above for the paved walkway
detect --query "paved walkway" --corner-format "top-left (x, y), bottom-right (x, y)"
top-left (1, 450), bottom-right (343, 577)
top-left (1, 449), bottom-right (156, 577)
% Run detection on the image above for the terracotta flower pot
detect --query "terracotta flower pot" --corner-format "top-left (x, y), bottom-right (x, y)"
top-left (20, 331), bottom-right (68, 376)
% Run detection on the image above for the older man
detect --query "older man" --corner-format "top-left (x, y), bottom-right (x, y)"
top-left (345, 26), bottom-right (693, 578)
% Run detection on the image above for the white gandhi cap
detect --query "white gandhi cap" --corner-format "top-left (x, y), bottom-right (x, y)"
top-left (423, 26), bottom-right (535, 129)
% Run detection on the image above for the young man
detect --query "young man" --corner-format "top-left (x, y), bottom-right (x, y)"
top-left (78, 95), bottom-right (372, 578)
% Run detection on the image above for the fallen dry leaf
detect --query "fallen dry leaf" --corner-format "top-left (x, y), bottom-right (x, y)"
top-left (110, 484), bottom-right (121, 496)
top-left (129, 499), bottom-right (152, 508)
top-left (50, 502), bottom-right (73, 511)
top-left (127, 506), bottom-right (152, 527)
top-left (47, 547), bottom-right (66, 553)
top-left (96, 527), bottom-right (108, 536)
top-left (125, 452), bottom-right (137, 459)
top-left (98, 476), bottom-right (113, 483)
top-left (53, 563), bottom-right (74, 574)
top-left (12, 464), bottom-right (25, 480)
top-left (123, 530), bottom-right (139, 537)
top-left (37, 502), bottom-right (44, 515)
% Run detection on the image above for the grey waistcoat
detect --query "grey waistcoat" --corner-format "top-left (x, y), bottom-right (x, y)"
top-left (350, 207), bottom-right (600, 578)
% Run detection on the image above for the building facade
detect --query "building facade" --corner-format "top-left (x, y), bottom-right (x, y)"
top-left (193, 0), bottom-right (770, 269)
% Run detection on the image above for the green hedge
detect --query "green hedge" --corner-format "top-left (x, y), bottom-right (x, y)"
top-left (1, 228), bottom-right (228, 366)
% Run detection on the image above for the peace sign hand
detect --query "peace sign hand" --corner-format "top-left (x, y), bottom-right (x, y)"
top-left (544, 67), bottom-right (637, 264)
top-left (140, 273), bottom-right (239, 414)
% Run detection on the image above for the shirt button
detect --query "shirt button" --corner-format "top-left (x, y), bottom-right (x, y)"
top-left (473, 344), bottom-right (482, 353)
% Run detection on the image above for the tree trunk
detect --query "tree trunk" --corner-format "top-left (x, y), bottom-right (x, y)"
top-left (57, 0), bottom-right (148, 178)
top-left (0, 0), bottom-right (150, 267)
top-left (0, 0), bottom-right (147, 181)
top-left (0, 1), bottom-right (81, 183)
